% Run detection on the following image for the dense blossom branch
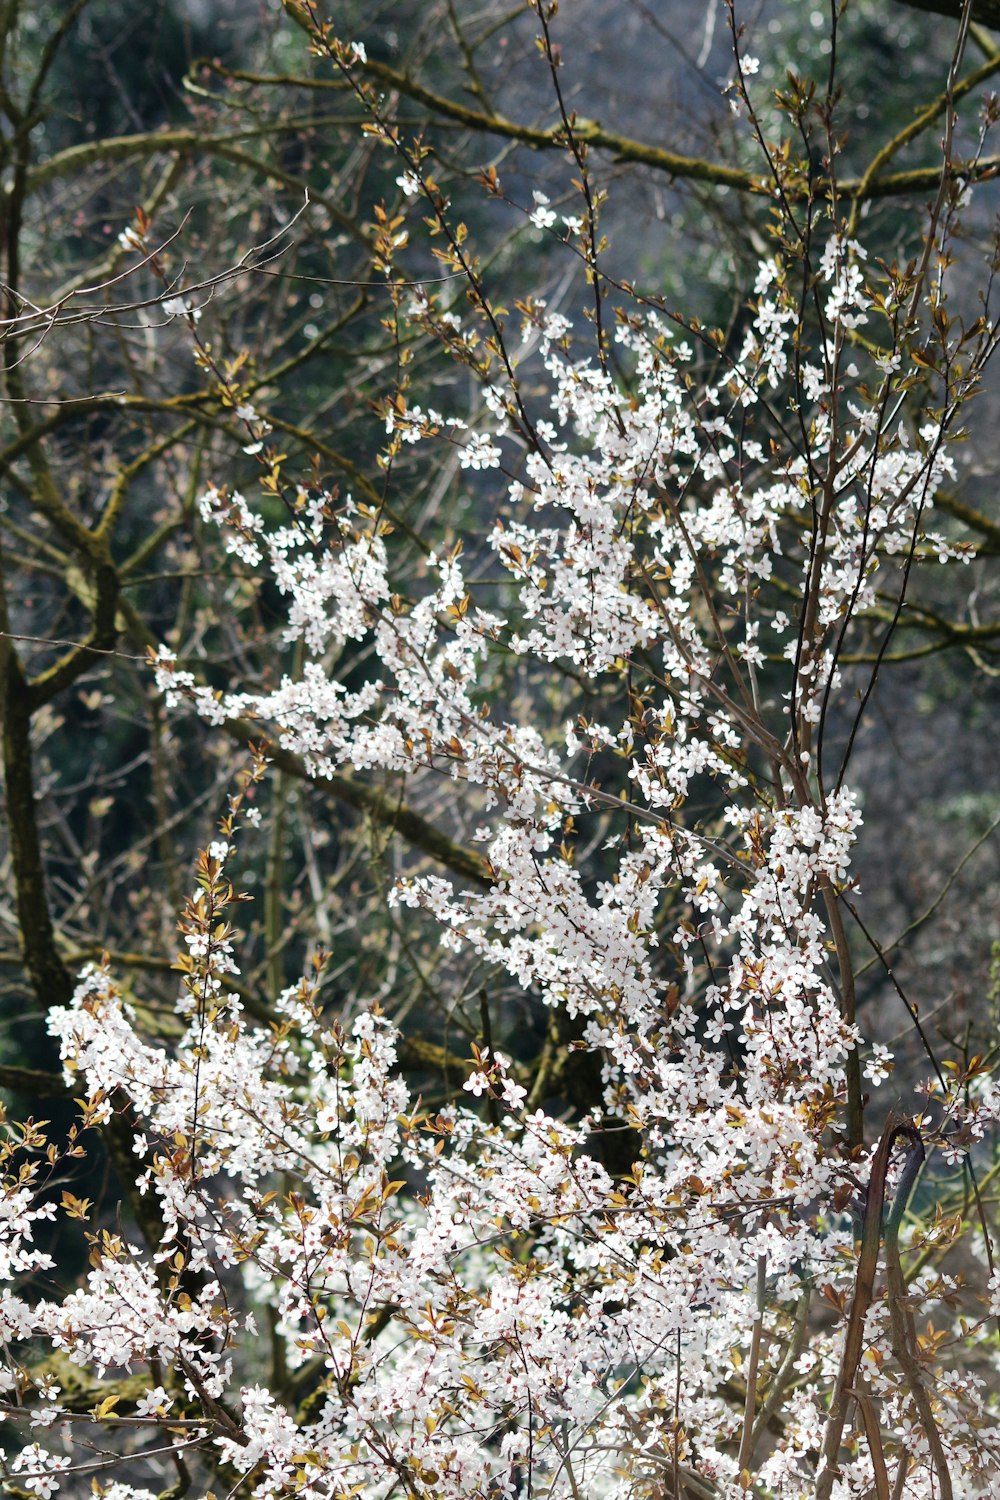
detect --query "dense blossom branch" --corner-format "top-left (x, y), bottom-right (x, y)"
top-left (2, 6), bottom-right (1000, 1500)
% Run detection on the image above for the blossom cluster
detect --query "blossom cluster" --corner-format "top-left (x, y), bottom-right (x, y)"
top-left (3, 33), bottom-right (999, 1499)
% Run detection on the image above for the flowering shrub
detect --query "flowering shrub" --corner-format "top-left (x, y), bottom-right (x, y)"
top-left (3, 3), bottom-right (1000, 1498)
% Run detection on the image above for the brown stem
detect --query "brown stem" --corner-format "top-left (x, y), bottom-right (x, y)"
top-left (815, 1117), bottom-right (913, 1500)
top-left (883, 1132), bottom-right (953, 1500)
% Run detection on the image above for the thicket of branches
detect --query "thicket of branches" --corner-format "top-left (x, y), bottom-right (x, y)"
top-left (2, 1), bottom-right (1000, 1497)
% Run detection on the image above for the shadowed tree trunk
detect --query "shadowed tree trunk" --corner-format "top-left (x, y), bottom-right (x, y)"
top-left (894, 0), bottom-right (1000, 28)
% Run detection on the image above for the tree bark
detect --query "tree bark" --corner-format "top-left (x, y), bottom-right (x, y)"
top-left (895, 0), bottom-right (1000, 29)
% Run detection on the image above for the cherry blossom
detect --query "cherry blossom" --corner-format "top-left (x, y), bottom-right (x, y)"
top-left (4, 9), bottom-right (1000, 1499)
